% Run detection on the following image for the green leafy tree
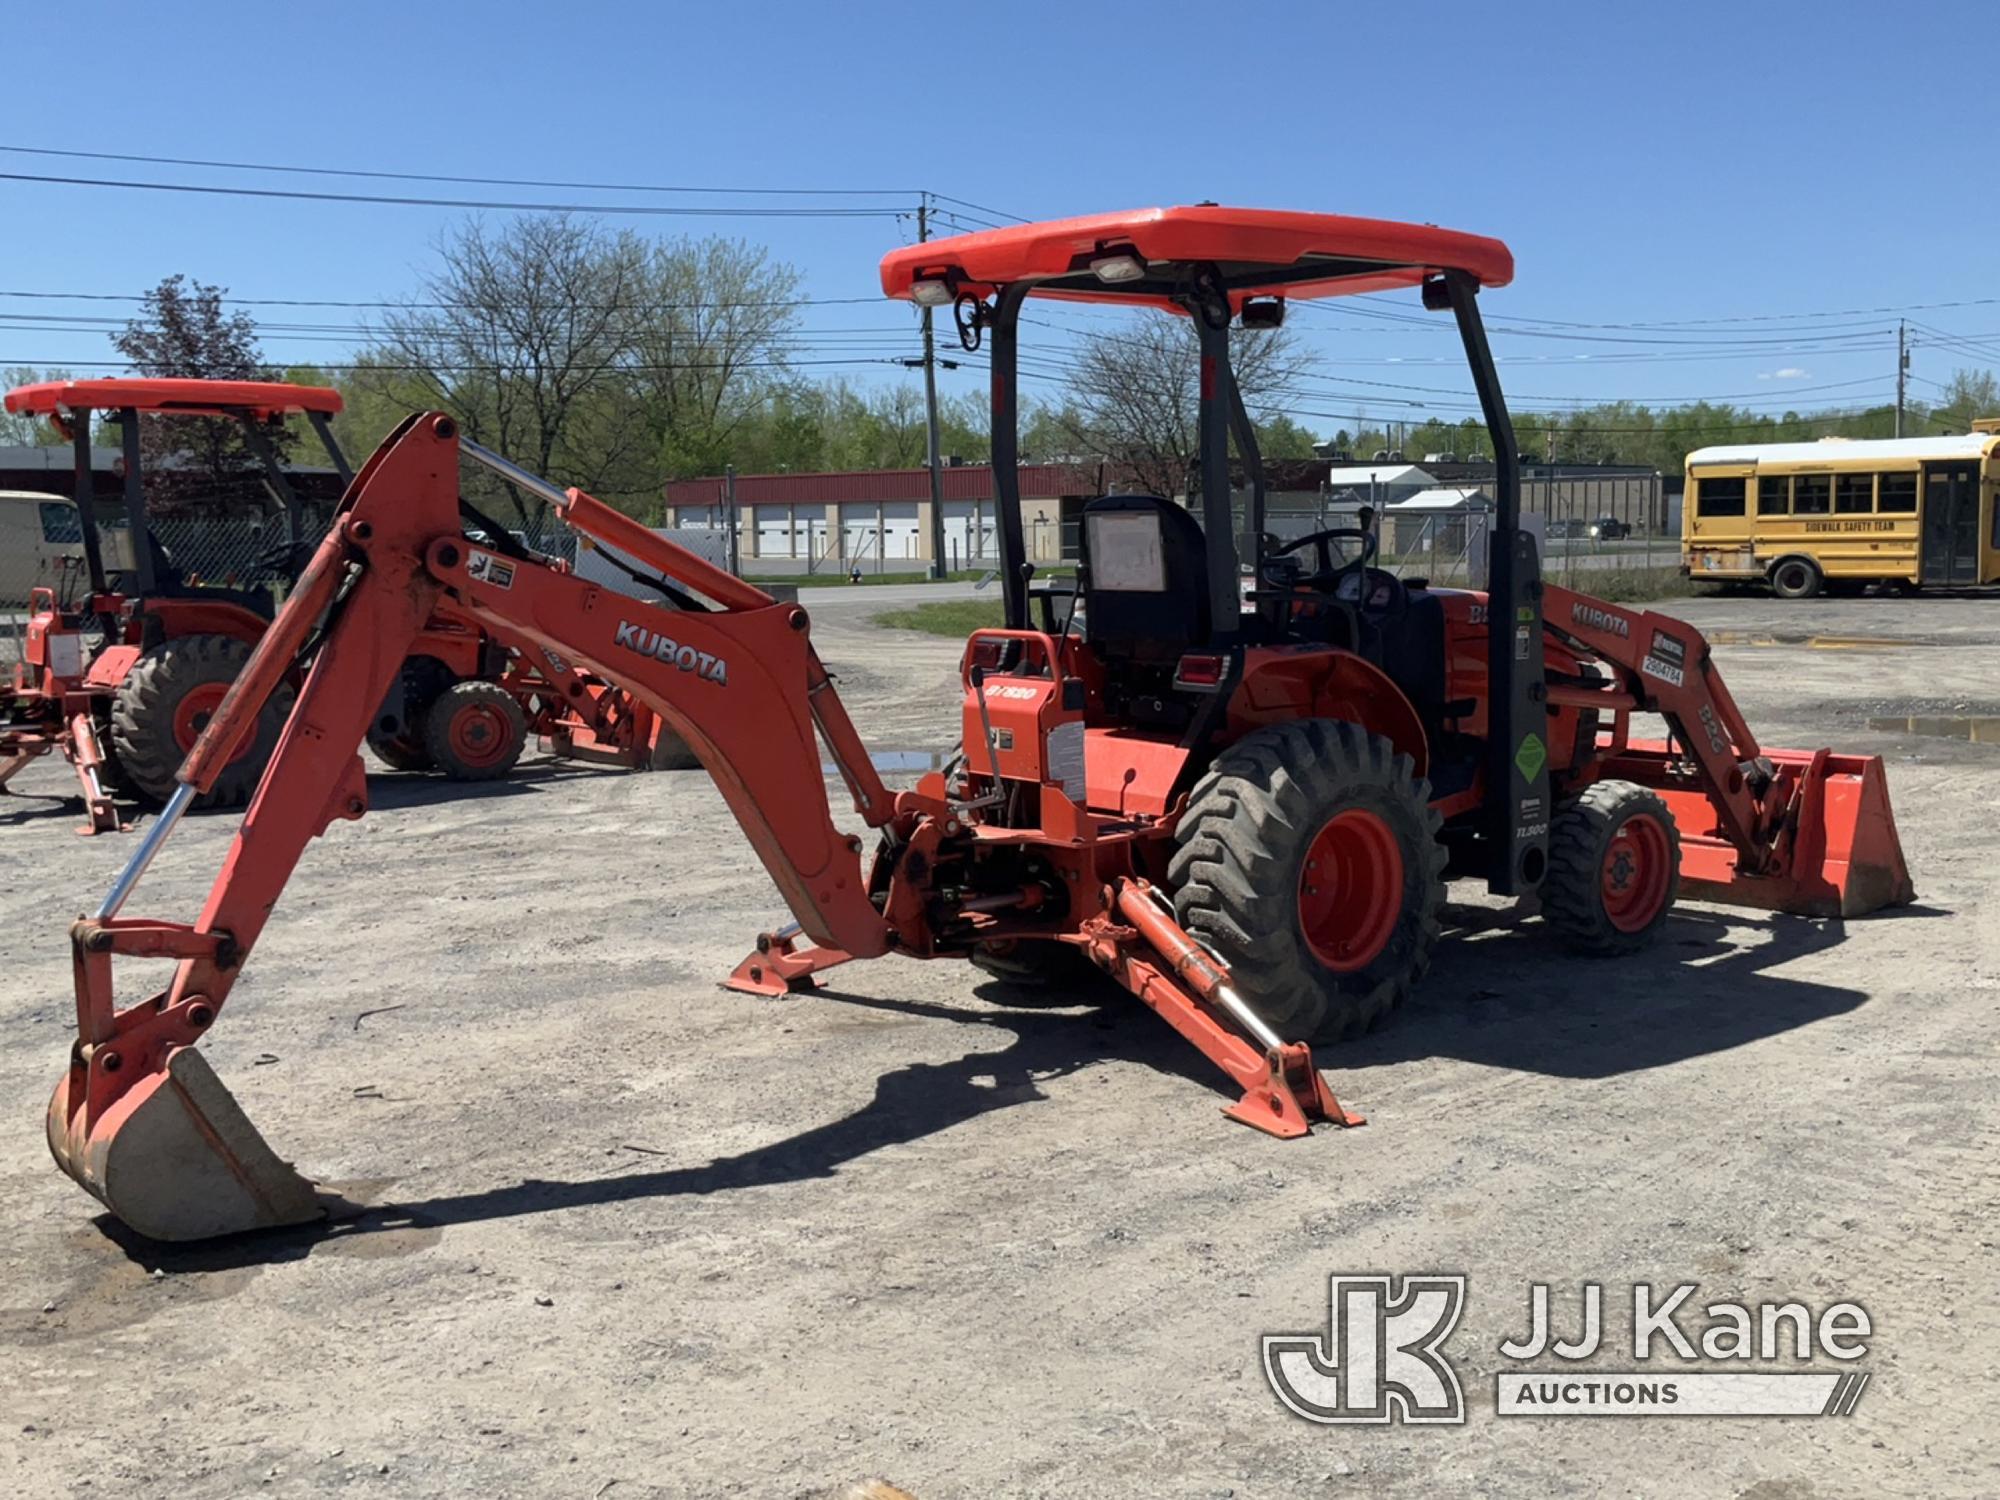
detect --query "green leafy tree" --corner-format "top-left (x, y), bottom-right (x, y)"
top-left (112, 276), bottom-right (287, 517)
top-left (0, 366), bottom-right (73, 445)
top-left (1928, 368), bottom-right (1999, 432)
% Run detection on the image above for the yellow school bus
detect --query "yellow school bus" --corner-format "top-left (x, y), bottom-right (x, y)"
top-left (1682, 433), bottom-right (2000, 597)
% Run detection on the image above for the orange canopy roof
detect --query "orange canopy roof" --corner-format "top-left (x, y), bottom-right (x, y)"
top-left (879, 205), bottom-right (1513, 311)
top-left (3, 378), bottom-right (343, 420)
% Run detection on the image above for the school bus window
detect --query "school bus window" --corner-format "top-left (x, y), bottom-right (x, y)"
top-left (1697, 476), bottom-right (1746, 516)
top-left (1877, 473), bottom-right (1917, 512)
top-left (1793, 475), bottom-right (1831, 515)
top-left (1757, 475), bottom-right (1790, 514)
top-left (1834, 473), bottom-right (1874, 513)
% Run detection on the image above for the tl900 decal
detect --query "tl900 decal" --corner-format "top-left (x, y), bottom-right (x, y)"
top-left (614, 620), bottom-right (730, 685)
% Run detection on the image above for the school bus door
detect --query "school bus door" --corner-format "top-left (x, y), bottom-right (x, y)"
top-left (1920, 462), bottom-right (1980, 585)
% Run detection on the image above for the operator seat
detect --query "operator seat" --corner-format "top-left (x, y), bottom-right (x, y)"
top-left (1375, 583), bottom-right (1449, 726)
top-left (1078, 495), bottom-right (1211, 663)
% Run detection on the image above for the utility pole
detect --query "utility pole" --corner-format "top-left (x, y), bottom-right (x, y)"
top-left (1895, 320), bottom-right (1908, 439)
top-left (918, 194), bottom-right (948, 580)
top-left (724, 463), bottom-right (739, 576)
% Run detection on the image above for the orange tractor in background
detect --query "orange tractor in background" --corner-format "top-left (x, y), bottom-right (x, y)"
top-left (0, 378), bottom-right (675, 829)
top-left (39, 207), bottom-right (1912, 1242)
top-left (1, 379), bottom-right (353, 830)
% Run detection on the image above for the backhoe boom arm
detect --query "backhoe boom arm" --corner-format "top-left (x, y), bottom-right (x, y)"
top-left (53, 416), bottom-right (896, 1222)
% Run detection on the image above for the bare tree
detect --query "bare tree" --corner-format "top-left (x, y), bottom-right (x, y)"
top-left (364, 215), bottom-right (653, 517)
top-left (1056, 320), bottom-right (1310, 497)
top-left (633, 236), bottom-right (803, 477)
top-left (362, 216), bottom-right (801, 515)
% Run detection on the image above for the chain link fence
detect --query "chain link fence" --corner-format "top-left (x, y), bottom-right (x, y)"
top-left (1258, 469), bottom-right (1673, 590)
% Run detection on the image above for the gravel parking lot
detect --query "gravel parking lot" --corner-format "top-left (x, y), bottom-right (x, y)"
top-left (2, 588), bottom-right (1996, 1499)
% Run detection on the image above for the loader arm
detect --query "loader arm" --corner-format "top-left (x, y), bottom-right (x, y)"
top-left (1538, 583), bottom-right (1911, 916)
top-left (1540, 584), bottom-right (1781, 866)
top-left (49, 414), bottom-right (898, 1238)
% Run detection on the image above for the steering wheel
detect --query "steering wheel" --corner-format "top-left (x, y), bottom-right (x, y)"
top-left (1260, 526), bottom-right (1375, 591)
top-left (244, 532), bottom-right (314, 583)
top-left (1261, 527), bottom-right (1411, 632)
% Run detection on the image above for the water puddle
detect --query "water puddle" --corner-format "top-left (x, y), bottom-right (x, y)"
top-left (1707, 631), bottom-right (1928, 651)
top-left (821, 748), bottom-right (950, 775)
top-left (1867, 714), bottom-right (2000, 743)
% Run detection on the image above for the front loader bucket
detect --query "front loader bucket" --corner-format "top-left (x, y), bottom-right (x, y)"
top-left (1647, 746), bottom-right (1914, 919)
top-left (47, 1046), bottom-right (323, 1242)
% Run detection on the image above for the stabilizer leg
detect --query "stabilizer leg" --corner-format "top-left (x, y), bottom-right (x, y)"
top-left (67, 711), bottom-right (124, 835)
top-left (1092, 879), bottom-right (1363, 1139)
top-left (726, 922), bottom-right (854, 995)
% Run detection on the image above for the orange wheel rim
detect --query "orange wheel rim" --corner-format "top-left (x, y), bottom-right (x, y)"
top-left (446, 702), bottom-right (510, 767)
top-left (1601, 813), bottom-right (1671, 933)
top-left (172, 682), bottom-right (231, 755)
top-left (1297, 808), bottom-right (1404, 972)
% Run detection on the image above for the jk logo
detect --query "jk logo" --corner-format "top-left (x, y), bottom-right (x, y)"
top-left (1263, 1274), bottom-right (1467, 1425)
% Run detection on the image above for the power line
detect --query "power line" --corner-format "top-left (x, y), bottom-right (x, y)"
top-left (0, 355), bottom-right (906, 375)
top-left (1406, 293), bottom-right (2000, 331)
top-left (0, 288), bottom-right (886, 312)
top-left (0, 170), bottom-right (909, 218)
top-left (0, 143), bottom-right (918, 199)
top-left (929, 193), bottom-right (1030, 225)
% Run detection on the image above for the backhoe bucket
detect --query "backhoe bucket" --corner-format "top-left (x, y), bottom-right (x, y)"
top-left (1645, 746), bottom-right (1914, 919)
top-left (47, 1046), bottom-right (322, 1242)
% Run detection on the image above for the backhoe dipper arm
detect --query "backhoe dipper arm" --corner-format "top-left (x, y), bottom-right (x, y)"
top-left (63, 414), bottom-right (894, 1154)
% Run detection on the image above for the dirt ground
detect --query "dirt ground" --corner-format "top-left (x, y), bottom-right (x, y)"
top-left (2, 587), bottom-right (1996, 1500)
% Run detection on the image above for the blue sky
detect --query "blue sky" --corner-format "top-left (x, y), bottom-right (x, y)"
top-left (4, 0), bottom-right (1994, 434)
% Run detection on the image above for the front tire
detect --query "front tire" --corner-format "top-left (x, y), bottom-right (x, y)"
top-left (967, 938), bottom-right (1103, 1000)
top-left (1169, 719), bottom-right (1444, 1043)
top-left (1542, 781), bottom-right (1680, 954)
top-left (109, 633), bottom-right (294, 807)
top-left (422, 680), bottom-right (526, 781)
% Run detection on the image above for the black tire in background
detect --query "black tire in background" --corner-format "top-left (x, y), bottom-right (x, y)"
top-left (649, 725), bottom-right (702, 770)
top-left (1769, 556), bottom-right (1824, 600)
top-left (367, 656), bottom-right (458, 772)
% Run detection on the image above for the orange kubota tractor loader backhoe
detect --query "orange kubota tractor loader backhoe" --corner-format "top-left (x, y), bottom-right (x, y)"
top-left (0, 378), bottom-right (589, 821)
top-left (44, 208), bottom-right (1913, 1242)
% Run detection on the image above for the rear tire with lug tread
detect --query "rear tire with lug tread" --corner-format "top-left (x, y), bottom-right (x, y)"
top-left (1542, 780), bottom-right (1681, 955)
top-left (967, 939), bottom-right (1104, 1001)
top-left (367, 657), bottom-right (456, 772)
top-left (1169, 718), bottom-right (1444, 1044)
top-left (423, 680), bottom-right (527, 781)
top-left (109, 633), bottom-right (293, 808)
